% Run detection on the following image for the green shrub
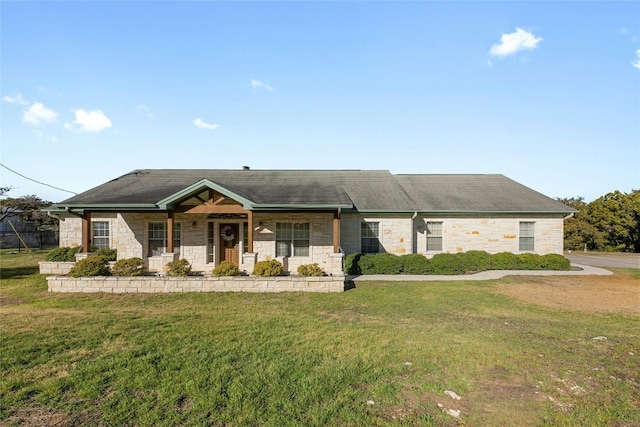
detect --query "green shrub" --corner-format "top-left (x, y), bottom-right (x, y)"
top-left (358, 254), bottom-right (377, 274)
top-left (212, 261), bottom-right (241, 277)
top-left (492, 252), bottom-right (521, 270)
top-left (297, 263), bottom-right (325, 277)
top-left (96, 247), bottom-right (117, 262)
top-left (45, 246), bottom-right (81, 262)
top-left (252, 259), bottom-right (284, 277)
top-left (429, 253), bottom-right (466, 275)
top-left (165, 259), bottom-right (192, 277)
top-left (112, 258), bottom-right (145, 276)
top-left (371, 253), bottom-right (403, 274)
top-left (68, 255), bottom-right (111, 278)
top-left (344, 253), bottom-right (362, 275)
top-left (400, 254), bottom-right (431, 274)
top-left (460, 250), bottom-right (494, 273)
top-left (518, 253), bottom-right (546, 270)
top-left (541, 254), bottom-right (571, 270)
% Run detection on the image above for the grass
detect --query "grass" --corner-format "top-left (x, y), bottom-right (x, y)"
top-left (1, 249), bottom-right (639, 426)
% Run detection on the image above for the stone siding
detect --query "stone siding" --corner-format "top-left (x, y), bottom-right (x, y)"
top-left (47, 275), bottom-right (345, 293)
top-left (341, 213), bottom-right (565, 256)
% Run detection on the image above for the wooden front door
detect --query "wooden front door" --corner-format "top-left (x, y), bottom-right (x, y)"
top-left (219, 223), bottom-right (239, 266)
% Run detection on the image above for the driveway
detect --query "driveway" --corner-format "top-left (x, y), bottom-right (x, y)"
top-left (565, 252), bottom-right (640, 269)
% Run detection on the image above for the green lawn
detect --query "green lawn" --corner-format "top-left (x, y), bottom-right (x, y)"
top-left (1, 250), bottom-right (639, 426)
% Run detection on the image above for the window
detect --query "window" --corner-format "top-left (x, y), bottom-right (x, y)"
top-left (148, 222), bottom-right (181, 256)
top-left (361, 222), bottom-right (380, 254)
top-left (519, 222), bottom-right (535, 252)
top-left (207, 222), bottom-right (215, 263)
top-left (426, 222), bottom-right (443, 252)
top-left (276, 222), bottom-right (309, 257)
top-left (92, 221), bottom-right (109, 249)
top-left (243, 222), bottom-right (249, 254)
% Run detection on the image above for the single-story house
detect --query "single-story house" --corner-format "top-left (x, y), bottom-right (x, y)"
top-left (48, 169), bottom-right (575, 276)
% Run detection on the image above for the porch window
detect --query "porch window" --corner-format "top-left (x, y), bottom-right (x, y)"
top-left (361, 222), bottom-right (380, 254)
top-left (92, 221), bottom-right (109, 249)
top-left (207, 222), bottom-right (215, 263)
top-left (276, 222), bottom-right (309, 257)
top-left (148, 222), bottom-right (181, 256)
top-left (519, 222), bottom-right (535, 252)
top-left (426, 222), bottom-right (443, 252)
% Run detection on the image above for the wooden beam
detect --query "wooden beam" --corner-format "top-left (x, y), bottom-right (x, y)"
top-left (333, 211), bottom-right (340, 253)
top-left (247, 211), bottom-right (254, 253)
top-left (81, 212), bottom-right (91, 253)
top-left (185, 204), bottom-right (249, 214)
top-left (167, 211), bottom-right (174, 253)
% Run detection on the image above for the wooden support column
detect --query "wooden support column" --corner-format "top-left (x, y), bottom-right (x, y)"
top-left (81, 212), bottom-right (91, 252)
top-left (167, 211), bottom-right (174, 253)
top-left (247, 211), bottom-right (254, 253)
top-left (333, 210), bottom-right (340, 253)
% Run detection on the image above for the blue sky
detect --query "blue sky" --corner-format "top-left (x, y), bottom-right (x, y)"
top-left (1, 1), bottom-right (639, 204)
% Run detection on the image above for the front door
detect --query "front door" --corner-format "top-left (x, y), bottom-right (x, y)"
top-left (219, 223), bottom-right (239, 266)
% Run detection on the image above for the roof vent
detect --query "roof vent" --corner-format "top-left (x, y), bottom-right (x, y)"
top-left (242, 166), bottom-right (250, 170)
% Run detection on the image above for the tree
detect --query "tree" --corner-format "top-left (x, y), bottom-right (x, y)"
top-left (557, 196), bottom-right (603, 251)
top-left (587, 190), bottom-right (640, 252)
top-left (0, 195), bottom-right (58, 228)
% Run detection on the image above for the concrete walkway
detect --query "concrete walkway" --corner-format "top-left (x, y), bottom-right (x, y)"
top-left (347, 263), bottom-right (613, 282)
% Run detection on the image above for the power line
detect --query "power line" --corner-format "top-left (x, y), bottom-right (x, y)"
top-left (0, 163), bottom-right (78, 195)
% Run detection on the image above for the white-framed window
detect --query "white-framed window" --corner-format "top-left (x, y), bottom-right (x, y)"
top-left (519, 222), bottom-right (535, 252)
top-left (148, 222), bottom-right (181, 257)
top-left (276, 222), bottom-right (309, 257)
top-left (426, 221), bottom-right (443, 252)
top-left (92, 221), bottom-right (109, 249)
top-left (360, 222), bottom-right (380, 254)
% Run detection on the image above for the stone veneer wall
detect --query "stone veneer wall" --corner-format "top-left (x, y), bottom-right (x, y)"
top-left (340, 213), bottom-right (565, 256)
top-left (47, 275), bottom-right (345, 293)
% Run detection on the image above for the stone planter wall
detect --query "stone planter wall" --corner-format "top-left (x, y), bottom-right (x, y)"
top-left (47, 275), bottom-right (346, 293)
top-left (39, 261), bottom-right (75, 275)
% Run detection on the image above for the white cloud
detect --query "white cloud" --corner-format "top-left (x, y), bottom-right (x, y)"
top-left (633, 49), bottom-right (640, 70)
top-left (3, 93), bottom-right (29, 105)
top-left (251, 79), bottom-right (274, 92)
top-left (490, 28), bottom-right (543, 58)
top-left (193, 118), bottom-right (219, 130)
top-left (72, 109), bottom-right (112, 132)
top-left (23, 102), bottom-right (58, 126)
top-left (136, 104), bottom-right (154, 118)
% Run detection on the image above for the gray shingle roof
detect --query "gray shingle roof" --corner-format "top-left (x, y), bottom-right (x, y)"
top-left (56, 169), bottom-right (573, 214)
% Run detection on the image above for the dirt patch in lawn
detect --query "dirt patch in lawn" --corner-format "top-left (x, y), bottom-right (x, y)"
top-left (492, 273), bottom-right (639, 316)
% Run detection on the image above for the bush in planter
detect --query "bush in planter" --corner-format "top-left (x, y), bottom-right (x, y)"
top-left (96, 247), bottom-right (117, 262)
top-left (112, 257), bottom-right (145, 276)
top-left (252, 259), bottom-right (284, 277)
top-left (165, 259), bottom-right (192, 277)
top-left (297, 263), bottom-right (325, 277)
top-left (518, 253), bottom-right (546, 270)
top-left (212, 261), bottom-right (241, 277)
top-left (68, 255), bottom-right (111, 277)
top-left (400, 254), bottom-right (431, 274)
top-left (45, 246), bottom-right (81, 262)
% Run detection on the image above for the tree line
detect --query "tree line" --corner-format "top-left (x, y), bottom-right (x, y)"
top-left (558, 190), bottom-right (640, 253)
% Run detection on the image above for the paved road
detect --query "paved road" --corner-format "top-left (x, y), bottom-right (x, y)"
top-left (565, 253), bottom-right (640, 269)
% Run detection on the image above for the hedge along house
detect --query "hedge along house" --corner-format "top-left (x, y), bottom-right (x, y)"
top-left (48, 169), bottom-right (575, 276)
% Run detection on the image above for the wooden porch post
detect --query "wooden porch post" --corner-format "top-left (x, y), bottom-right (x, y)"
top-left (81, 212), bottom-right (91, 252)
top-left (333, 210), bottom-right (340, 253)
top-left (247, 211), bottom-right (254, 253)
top-left (167, 211), bottom-right (174, 253)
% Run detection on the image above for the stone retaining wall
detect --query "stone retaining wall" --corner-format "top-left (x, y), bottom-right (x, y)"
top-left (39, 261), bottom-right (75, 275)
top-left (47, 275), bottom-right (346, 293)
